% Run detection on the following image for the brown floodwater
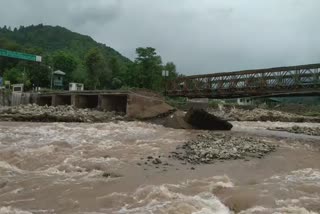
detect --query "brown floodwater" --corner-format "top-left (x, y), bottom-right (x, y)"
top-left (0, 121), bottom-right (319, 214)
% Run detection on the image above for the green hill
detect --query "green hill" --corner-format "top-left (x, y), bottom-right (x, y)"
top-left (0, 24), bottom-right (132, 89)
top-left (0, 24), bottom-right (131, 64)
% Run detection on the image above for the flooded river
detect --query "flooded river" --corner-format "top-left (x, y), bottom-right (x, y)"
top-left (0, 121), bottom-right (319, 214)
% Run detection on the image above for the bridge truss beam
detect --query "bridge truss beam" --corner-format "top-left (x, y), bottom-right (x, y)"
top-left (167, 63), bottom-right (320, 98)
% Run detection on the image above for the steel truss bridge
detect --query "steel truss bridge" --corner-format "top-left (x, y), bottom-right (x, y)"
top-left (167, 63), bottom-right (320, 98)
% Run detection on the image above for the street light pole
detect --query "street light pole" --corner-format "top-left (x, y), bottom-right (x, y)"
top-left (49, 66), bottom-right (53, 89)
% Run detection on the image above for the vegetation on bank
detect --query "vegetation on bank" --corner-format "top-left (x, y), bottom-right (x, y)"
top-left (0, 24), bottom-right (179, 91)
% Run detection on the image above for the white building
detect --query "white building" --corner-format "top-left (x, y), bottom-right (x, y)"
top-left (69, 83), bottom-right (84, 91)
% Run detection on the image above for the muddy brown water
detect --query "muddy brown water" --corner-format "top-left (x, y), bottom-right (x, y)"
top-left (0, 121), bottom-right (319, 214)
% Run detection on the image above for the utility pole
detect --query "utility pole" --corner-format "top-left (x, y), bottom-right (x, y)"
top-left (49, 66), bottom-right (53, 89)
top-left (162, 69), bottom-right (169, 96)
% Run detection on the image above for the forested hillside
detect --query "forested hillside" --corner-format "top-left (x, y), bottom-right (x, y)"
top-left (0, 24), bottom-right (178, 91)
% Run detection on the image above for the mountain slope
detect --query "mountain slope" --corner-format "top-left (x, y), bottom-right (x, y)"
top-left (0, 24), bottom-right (131, 64)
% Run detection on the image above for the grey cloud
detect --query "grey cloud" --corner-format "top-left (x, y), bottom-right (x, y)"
top-left (66, 0), bottom-right (123, 25)
top-left (1, 0), bottom-right (320, 75)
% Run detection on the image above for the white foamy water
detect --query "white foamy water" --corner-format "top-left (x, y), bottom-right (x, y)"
top-left (98, 176), bottom-right (233, 214)
top-left (0, 122), bottom-right (187, 181)
top-left (240, 206), bottom-right (318, 214)
top-left (238, 168), bottom-right (320, 214)
top-left (232, 121), bottom-right (320, 130)
top-left (270, 168), bottom-right (320, 185)
top-left (0, 206), bottom-right (32, 214)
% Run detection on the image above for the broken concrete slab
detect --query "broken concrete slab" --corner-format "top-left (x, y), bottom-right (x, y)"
top-left (126, 92), bottom-right (174, 119)
top-left (163, 111), bottom-right (193, 129)
top-left (184, 108), bottom-right (233, 130)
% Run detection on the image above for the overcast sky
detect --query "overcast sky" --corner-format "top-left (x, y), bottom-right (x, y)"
top-left (1, 0), bottom-right (320, 75)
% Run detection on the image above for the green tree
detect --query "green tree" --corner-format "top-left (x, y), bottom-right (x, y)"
top-left (111, 77), bottom-right (122, 89)
top-left (85, 48), bottom-right (111, 89)
top-left (52, 51), bottom-right (78, 87)
top-left (134, 47), bottom-right (163, 91)
top-left (3, 68), bottom-right (23, 84)
top-left (109, 57), bottom-right (121, 77)
top-left (164, 62), bottom-right (178, 80)
top-left (3, 67), bottom-right (31, 88)
top-left (25, 64), bottom-right (51, 88)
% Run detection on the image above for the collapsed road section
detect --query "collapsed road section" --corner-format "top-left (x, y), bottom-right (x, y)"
top-left (2, 90), bottom-right (174, 121)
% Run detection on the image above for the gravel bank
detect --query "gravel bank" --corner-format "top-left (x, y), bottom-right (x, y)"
top-left (268, 125), bottom-right (320, 136)
top-left (210, 106), bottom-right (320, 123)
top-left (0, 104), bottom-right (123, 122)
top-left (171, 133), bottom-right (277, 164)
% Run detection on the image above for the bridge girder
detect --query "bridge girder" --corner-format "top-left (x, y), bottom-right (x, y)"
top-left (167, 63), bottom-right (320, 99)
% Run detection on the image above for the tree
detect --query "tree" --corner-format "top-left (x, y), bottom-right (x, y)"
top-left (111, 77), bottom-right (122, 89)
top-left (109, 57), bottom-right (121, 77)
top-left (164, 62), bottom-right (178, 80)
top-left (3, 68), bottom-right (23, 84)
top-left (3, 67), bottom-right (31, 88)
top-left (85, 48), bottom-right (111, 89)
top-left (25, 63), bottom-right (51, 88)
top-left (52, 51), bottom-right (78, 87)
top-left (133, 47), bottom-right (163, 91)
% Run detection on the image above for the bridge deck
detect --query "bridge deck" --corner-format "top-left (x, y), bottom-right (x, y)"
top-left (167, 63), bottom-right (320, 98)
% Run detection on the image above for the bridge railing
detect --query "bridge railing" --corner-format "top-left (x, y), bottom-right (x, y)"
top-left (167, 63), bottom-right (320, 98)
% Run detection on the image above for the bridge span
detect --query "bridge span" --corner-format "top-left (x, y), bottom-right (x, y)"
top-left (167, 63), bottom-right (320, 99)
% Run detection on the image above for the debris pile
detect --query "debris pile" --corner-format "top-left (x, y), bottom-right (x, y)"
top-left (210, 107), bottom-right (320, 123)
top-left (185, 108), bottom-right (233, 130)
top-left (171, 133), bottom-right (277, 164)
top-left (269, 126), bottom-right (320, 136)
top-left (155, 108), bottom-right (233, 131)
top-left (0, 104), bottom-right (123, 122)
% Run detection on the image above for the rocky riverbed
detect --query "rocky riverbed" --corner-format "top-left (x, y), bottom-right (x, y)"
top-left (0, 104), bottom-right (123, 122)
top-left (171, 133), bottom-right (277, 164)
top-left (210, 106), bottom-right (320, 123)
top-left (268, 125), bottom-right (320, 136)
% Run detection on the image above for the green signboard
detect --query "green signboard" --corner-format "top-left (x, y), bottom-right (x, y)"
top-left (0, 49), bottom-right (42, 62)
